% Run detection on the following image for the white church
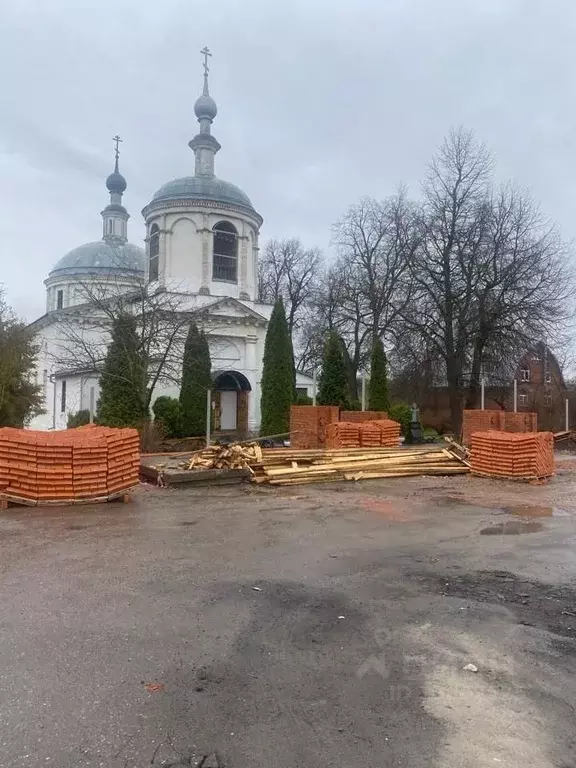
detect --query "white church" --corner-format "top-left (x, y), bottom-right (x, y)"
top-left (29, 51), bottom-right (313, 434)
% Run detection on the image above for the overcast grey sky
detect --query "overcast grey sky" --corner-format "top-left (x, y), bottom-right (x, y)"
top-left (1, 0), bottom-right (575, 320)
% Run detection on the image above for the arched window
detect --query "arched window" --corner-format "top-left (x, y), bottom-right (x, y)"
top-left (212, 221), bottom-right (238, 282)
top-left (149, 224), bottom-right (159, 282)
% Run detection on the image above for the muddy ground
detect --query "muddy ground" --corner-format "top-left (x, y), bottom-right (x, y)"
top-left (1, 460), bottom-right (576, 767)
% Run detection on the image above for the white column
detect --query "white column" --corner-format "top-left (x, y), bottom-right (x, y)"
top-left (239, 235), bottom-right (250, 300)
top-left (245, 335), bottom-right (258, 430)
top-left (200, 216), bottom-right (211, 294)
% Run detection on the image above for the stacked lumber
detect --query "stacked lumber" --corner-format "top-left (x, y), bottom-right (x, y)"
top-left (186, 442), bottom-right (263, 471)
top-left (470, 430), bottom-right (554, 481)
top-left (0, 426), bottom-right (140, 506)
top-left (252, 445), bottom-right (469, 486)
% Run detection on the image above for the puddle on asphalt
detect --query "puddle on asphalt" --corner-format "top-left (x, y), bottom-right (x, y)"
top-left (178, 520), bottom-right (199, 526)
top-left (480, 521), bottom-right (543, 535)
top-left (503, 504), bottom-right (569, 518)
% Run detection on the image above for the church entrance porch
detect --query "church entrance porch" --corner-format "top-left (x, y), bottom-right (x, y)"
top-left (213, 371), bottom-right (251, 438)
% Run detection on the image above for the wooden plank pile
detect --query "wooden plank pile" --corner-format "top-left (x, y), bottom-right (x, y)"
top-left (251, 444), bottom-right (470, 486)
top-left (186, 442), bottom-right (263, 472)
top-left (181, 440), bottom-right (470, 487)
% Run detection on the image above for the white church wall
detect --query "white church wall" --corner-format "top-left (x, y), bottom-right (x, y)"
top-left (168, 216), bottom-right (203, 287)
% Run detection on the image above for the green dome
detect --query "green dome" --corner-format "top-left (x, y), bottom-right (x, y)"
top-left (152, 175), bottom-right (254, 210)
top-left (49, 241), bottom-right (145, 277)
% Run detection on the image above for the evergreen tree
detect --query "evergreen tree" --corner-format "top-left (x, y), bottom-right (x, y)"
top-left (368, 337), bottom-right (390, 411)
top-left (260, 298), bottom-right (294, 436)
top-left (0, 289), bottom-right (43, 427)
top-left (98, 314), bottom-right (147, 427)
top-left (317, 331), bottom-right (349, 407)
top-left (179, 322), bottom-right (211, 437)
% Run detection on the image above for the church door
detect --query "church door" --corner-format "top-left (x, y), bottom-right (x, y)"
top-left (220, 390), bottom-right (238, 430)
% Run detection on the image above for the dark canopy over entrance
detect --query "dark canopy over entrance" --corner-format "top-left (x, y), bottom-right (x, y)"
top-left (212, 371), bottom-right (251, 435)
top-left (213, 370), bottom-right (251, 392)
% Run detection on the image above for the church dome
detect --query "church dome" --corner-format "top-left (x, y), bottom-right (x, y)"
top-left (49, 241), bottom-right (145, 277)
top-left (151, 175), bottom-right (254, 210)
top-left (106, 170), bottom-right (127, 194)
top-left (194, 93), bottom-right (217, 120)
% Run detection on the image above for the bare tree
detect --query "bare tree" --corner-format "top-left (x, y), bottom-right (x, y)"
top-left (465, 184), bottom-right (574, 408)
top-left (47, 273), bottom-right (230, 411)
top-left (325, 191), bottom-right (419, 399)
top-left (258, 237), bottom-right (323, 337)
top-left (405, 128), bottom-right (494, 435)
top-left (405, 128), bottom-right (574, 434)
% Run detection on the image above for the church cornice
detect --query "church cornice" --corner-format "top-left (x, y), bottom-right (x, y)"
top-left (142, 197), bottom-right (263, 228)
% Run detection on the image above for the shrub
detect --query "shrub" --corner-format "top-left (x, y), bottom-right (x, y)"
top-left (153, 396), bottom-right (184, 438)
top-left (388, 402), bottom-right (413, 437)
top-left (67, 409), bottom-right (91, 428)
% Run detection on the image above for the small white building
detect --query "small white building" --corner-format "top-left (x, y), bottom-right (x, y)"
top-left (29, 58), bottom-right (313, 433)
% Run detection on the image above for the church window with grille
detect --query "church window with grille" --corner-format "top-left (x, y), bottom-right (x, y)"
top-left (149, 224), bottom-right (159, 282)
top-left (212, 221), bottom-right (238, 282)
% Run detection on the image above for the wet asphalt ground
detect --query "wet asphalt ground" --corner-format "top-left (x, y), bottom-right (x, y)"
top-left (1, 469), bottom-right (576, 767)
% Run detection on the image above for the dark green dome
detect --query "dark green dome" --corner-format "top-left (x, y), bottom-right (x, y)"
top-left (151, 175), bottom-right (254, 210)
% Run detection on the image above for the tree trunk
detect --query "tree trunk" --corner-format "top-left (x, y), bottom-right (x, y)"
top-left (465, 335), bottom-right (485, 409)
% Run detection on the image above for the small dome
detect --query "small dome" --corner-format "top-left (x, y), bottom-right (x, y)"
top-left (194, 93), bottom-right (217, 120)
top-left (151, 175), bottom-right (254, 210)
top-left (106, 170), bottom-right (127, 194)
top-left (49, 241), bottom-right (145, 277)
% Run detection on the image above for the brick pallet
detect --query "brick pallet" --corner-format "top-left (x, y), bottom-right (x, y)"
top-left (470, 430), bottom-right (554, 481)
top-left (0, 426), bottom-right (140, 507)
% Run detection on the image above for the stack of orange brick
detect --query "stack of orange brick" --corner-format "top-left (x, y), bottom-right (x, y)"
top-left (290, 406), bottom-right (340, 449)
top-left (326, 422), bottom-right (361, 448)
top-left (470, 430), bottom-right (554, 480)
top-left (359, 422), bottom-right (381, 447)
top-left (373, 419), bottom-right (402, 447)
top-left (340, 411), bottom-right (388, 422)
top-left (0, 426), bottom-right (140, 506)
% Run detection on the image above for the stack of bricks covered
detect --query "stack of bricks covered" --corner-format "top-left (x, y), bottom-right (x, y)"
top-left (0, 426), bottom-right (140, 506)
top-left (326, 422), bottom-right (361, 448)
top-left (340, 411), bottom-right (388, 423)
top-left (470, 431), bottom-right (554, 481)
top-left (290, 405), bottom-right (340, 449)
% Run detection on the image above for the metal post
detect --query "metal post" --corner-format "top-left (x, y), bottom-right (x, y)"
top-left (480, 378), bottom-right (485, 410)
top-left (566, 398), bottom-right (569, 432)
top-left (206, 389), bottom-right (211, 447)
top-left (513, 379), bottom-right (518, 412)
top-left (361, 373), bottom-right (366, 411)
top-left (312, 369), bottom-right (317, 406)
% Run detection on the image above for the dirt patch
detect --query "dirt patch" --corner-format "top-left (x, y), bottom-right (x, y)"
top-left (420, 569), bottom-right (576, 640)
top-left (480, 521), bottom-right (543, 535)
